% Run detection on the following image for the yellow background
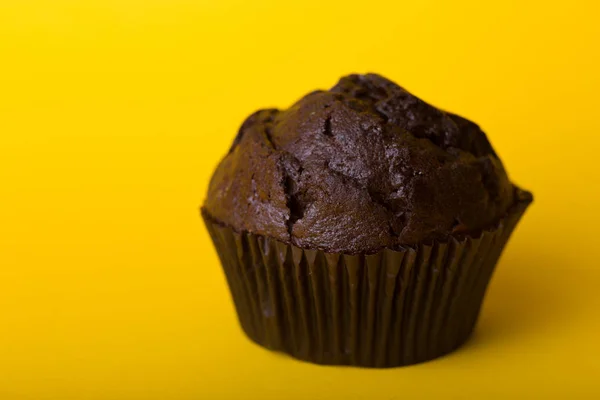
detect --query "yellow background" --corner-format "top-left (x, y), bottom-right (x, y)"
top-left (1, 0), bottom-right (599, 398)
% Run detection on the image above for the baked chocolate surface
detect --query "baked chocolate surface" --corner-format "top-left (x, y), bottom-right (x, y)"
top-left (203, 74), bottom-right (515, 253)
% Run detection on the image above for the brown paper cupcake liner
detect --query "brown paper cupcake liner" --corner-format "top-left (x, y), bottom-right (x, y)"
top-left (202, 194), bottom-right (531, 367)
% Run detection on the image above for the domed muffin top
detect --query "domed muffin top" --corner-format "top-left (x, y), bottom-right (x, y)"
top-left (203, 73), bottom-right (516, 254)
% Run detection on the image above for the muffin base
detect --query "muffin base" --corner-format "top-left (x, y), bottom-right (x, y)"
top-left (202, 193), bottom-right (531, 367)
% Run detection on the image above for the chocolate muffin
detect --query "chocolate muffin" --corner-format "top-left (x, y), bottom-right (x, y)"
top-left (202, 73), bottom-right (532, 367)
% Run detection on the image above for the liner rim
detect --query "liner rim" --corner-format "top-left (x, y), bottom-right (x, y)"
top-left (201, 187), bottom-right (532, 256)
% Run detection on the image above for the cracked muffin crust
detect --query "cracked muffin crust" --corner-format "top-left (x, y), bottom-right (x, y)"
top-left (202, 73), bottom-right (516, 254)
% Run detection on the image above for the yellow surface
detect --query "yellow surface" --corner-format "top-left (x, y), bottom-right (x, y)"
top-left (1, 0), bottom-right (599, 398)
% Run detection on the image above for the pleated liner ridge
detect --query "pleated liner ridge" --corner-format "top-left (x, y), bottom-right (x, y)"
top-left (202, 197), bottom-right (531, 368)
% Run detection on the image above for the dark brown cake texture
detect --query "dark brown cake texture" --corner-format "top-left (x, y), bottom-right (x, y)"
top-left (204, 73), bottom-right (517, 254)
top-left (202, 73), bottom-right (532, 367)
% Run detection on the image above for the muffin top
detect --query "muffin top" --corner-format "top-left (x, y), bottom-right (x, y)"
top-left (203, 73), bottom-right (516, 254)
